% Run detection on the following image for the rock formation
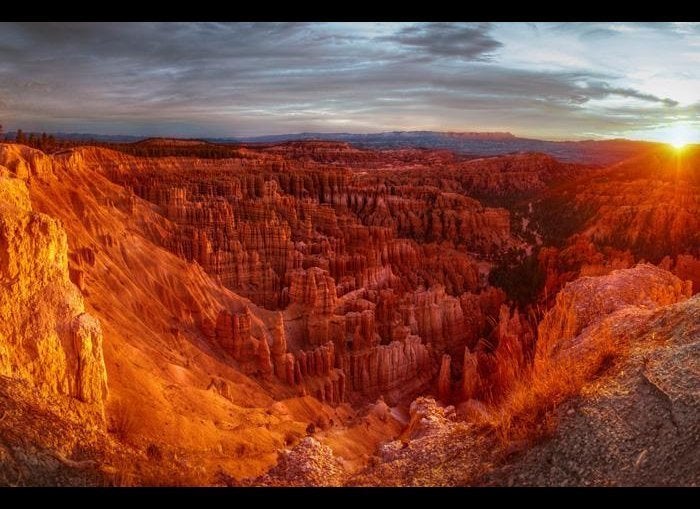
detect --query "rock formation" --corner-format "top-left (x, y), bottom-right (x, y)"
top-left (2, 139), bottom-right (698, 487)
top-left (438, 355), bottom-right (452, 401)
top-left (487, 281), bottom-right (700, 486)
top-left (537, 264), bottom-right (692, 363)
top-left (0, 169), bottom-right (107, 415)
top-left (61, 143), bottom-right (518, 405)
top-left (256, 437), bottom-right (347, 487)
top-left (531, 147), bottom-right (700, 301)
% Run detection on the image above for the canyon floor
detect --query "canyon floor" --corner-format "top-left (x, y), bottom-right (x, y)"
top-left (0, 140), bottom-right (697, 486)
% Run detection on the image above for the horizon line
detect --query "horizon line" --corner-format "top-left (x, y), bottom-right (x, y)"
top-left (0, 128), bottom-right (666, 145)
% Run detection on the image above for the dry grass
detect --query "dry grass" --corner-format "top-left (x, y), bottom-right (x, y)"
top-left (139, 458), bottom-right (214, 486)
top-left (476, 325), bottom-right (627, 446)
top-left (474, 330), bottom-right (532, 405)
top-left (484, 361), bottom-right (583, 444)
top-left (108, 399), bottom-right (137, 443)
top-left (103, 456), bottom-right (136, 487)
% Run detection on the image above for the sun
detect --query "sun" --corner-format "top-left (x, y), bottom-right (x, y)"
top-left (663, 124), bottom-right (695, 151)
top-left (671, 140), bottom-right (687, 150)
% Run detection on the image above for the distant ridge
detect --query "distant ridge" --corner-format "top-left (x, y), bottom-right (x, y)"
top-left (224, 130), bottom-right (518, 144)
top-left (3, 130), bottom-right (659, 166)
top-left (225, 131), bottom-right (658, 165)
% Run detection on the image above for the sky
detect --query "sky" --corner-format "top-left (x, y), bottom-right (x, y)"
top-left (0, 22), bottom-right (699, 143)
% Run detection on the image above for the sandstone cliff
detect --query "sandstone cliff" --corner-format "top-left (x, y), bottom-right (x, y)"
top-left (0, 167), bottom-right (107, 416)
top-left (0, 144), bottom-right (357, 482)
top-left (537, 264), bottom-right (692, 363)
top-left (50, 143), bottom-right (516, 404)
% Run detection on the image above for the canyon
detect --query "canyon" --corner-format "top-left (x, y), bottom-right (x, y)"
top-left (0, 139), bottom-right (697, 486)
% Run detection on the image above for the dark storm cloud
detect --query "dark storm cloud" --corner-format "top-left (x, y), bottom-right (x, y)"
top-left (0, 22), bottom-right (696, 139)
top-left (383, 22), bottom-right (502, 60)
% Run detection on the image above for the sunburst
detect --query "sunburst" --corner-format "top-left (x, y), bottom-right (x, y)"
top-left (666, 124), bottom-right (694, 151)
top-left (671, 141), bottom-right (687, 150)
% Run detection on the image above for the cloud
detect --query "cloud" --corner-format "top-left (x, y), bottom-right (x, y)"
top-left (579, 28), bottom-right (619, 40)
top-left (0, 22), bottom-right (696, 139)
top-left (383, 22), bottom-right (502, 60)
top-left (595, 85), bottom-right (678, 106)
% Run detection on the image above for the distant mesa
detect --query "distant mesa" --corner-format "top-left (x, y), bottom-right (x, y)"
top-left (445, 131), bottom-right (517, 140)
top-left (134, 137), bottom-right (213, 147)
top-left (5, 129), bottom-right (659, 166)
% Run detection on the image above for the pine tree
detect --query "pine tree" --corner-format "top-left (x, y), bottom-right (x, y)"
top-left (16, 129), bottom-right (26, 144)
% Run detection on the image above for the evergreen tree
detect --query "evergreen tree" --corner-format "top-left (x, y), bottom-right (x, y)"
top-left (16, 129), bottom-right (26, 144)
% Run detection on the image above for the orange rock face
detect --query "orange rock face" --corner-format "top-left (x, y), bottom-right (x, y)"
top-left (532, 147), bottom-right (700, 300)
top-left (58, 142), bottom-right (519, 404)
top-left (3, 138), bottom-right (697, 486)
top-left (0, 166), bottom-right (107, 417)
top-left (536, 264), bottom-right (692, 363)
top-left (580, 150), bottom-right (700, 261)
top-left (1, 143), bottom-right (328, 479)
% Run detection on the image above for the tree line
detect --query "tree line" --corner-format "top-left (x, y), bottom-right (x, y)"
top-left (1, 125), bottom-right (59, 153)
top-left (1, 124), bottom-right (251, 159)
top-left (98, 143), bottom-right (251, 159)
top-left (14, 130), bottom-right (59, 152)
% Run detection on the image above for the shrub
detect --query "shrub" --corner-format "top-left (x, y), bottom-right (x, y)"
top-left (109, 399), bottom-right (136, 443)
top-left (146, 443), bottom-right (163, 462)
